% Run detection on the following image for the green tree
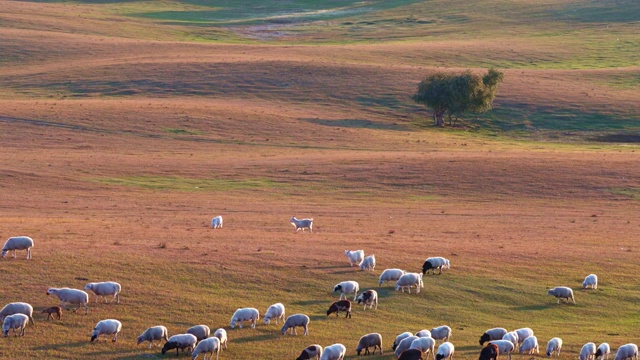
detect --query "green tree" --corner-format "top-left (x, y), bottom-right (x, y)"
top-left (412, 68), bottom-right (504, 126)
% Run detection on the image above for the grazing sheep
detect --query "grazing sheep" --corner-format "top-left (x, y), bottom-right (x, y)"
top-left (547, 287), bottom-right (575, 304)
top-left (327, 300), bottom-right (352, 318)
top-left (416, 330), bottom-right (432, 338)
top-left (520, 336), bottom-right (539, 354)
top-left (213, 328), bottom-right (227, 350)
top-left (84, 281), bottom-right (122, 304)
top-left (614, 344), bottom-right (638, 360)
top-left (333, 281), bottom-right (359, 300)
top-left (264, 303), bottom-right (286, 325)
top-left (47, 288), bottom-right (89, 314)
top-left (436, 342), bottom-right (455, 360)
top-left (345, 250), bottom-right (365, 267)
top-left (583, 274), bottom-right (598, 289)
top-left (2, 314), bottom-right (29, 337)
top-left (360, 255), bottom-right (376, 271)
top-left (297, 344), bottom-right (323, 360)
top-left (137, 325), bottom-right (169, 349)
top-left (394, 332), bottom-right (415, 350)
top-left (230, 307), bottom-right (259, 329)
top-left (490, 340), bottom-right (515, 360)
top-left (546, 337), bottom-right (563, 357)
top-left (211, 215), bottom-right (223, 229)
top-left (187, 324), bottom-right (210, 342)
top-left (410, 337), bottom-right (436, 360)
top-left (514, 328), bottom-right (534, 347)
top-left (502, 332), bottom-right (519, 349)
top-left (0, 302), bottom-right (35, 325)
top-left (596, 343), bottom-right (610, 360)
top-left (356, 332), bottom-right (383, 355)
top-left (379, 269), bottom-right (406, 286)
top-left (479, 343), bottom-right (499, 360)
top-left (399, 349), bottom-right (426, 360)
top-left (192, 336), bottom-right (220, 360)
top-left (41, 306), bottom-right (62, 321)
top-left (281, 314), bottom-right (310, 335)
top-left (395, 273), bottom-right (423, 294)
top-left (90, 319), bottom-right (122, 342)
top-left (1, 236), bottom-right (34, 260)
top-left (431, 325), bottom-right (452, 343)
top-left (479, 328), bottom-right (508, 345)
top-left (581, 343), bottom-right (597, 360)
top-left (162, 333), bottom-right (198, 356)
top-left (291, 216), bottom-right (313, 233)
top-left (422, 257), bottom-right (450, 275)
top-left (356, 290), bottom-right (378, 310)
top-left (395, 336), bottom-right (420, 358)
top-left (320, 343), bottom-right (346, 360)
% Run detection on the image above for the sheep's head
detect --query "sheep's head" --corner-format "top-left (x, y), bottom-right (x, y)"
top-left (46, 288), bottom-right (55, 296)
top-left (161, 341), bottom-right (178, 355)
top-left (0, 250), bottom-right (7, 258)
top-left (333, 284), bottom-right (342, 293)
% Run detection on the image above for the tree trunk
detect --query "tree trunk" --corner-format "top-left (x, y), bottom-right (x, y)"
top-left (433, 111), bottom-right (445, 126)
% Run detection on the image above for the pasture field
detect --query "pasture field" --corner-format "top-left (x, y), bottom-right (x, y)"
top-left (1, 0), bottom-right (640, 359)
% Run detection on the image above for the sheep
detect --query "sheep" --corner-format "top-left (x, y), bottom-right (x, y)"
top-left (431, 325), bottom-right (452, 343)
top-left (581, 343), bottom-right (597, 360)
top-left (213, 328), bottom-right (227, 350)
top-left (395, 273), bottom-right (423, 294)
top-left (1, 236), bottom-right (34, 260)
top-left (399, 349), bottom-right (427, 360)
top-left (83, 281), bottom-right (122, 304)
top-left (320, 343), bottom-right (346, 360)
top-left (41, 306), bottom-right (62, 321)
top-left (394, 332), bottom-right (415, 350)
top-left (297, 344), bottom-right (323, 360)
top-left (187, 324), bottom-right (210, 342)
top-left (410, 336), bottom-right (436, 360)
top-left (502, 332), bottom-right (519, 349)
top-left (416, 330), bottom-right (432, 338)
top-left (360, 255), bottom-right (376, 271)
top-left (47, 287), bottom-right (89, 314)
top-left (514, 328), bottom-right (533, 347)
top-left (162, 333), bottom-right (198, 356)
top-left (90, 319), bottom-right (122, 342)
top-left (211, 215), bottom-right (223, 229)
top-left (520, 336), bottom-right (539, 354)
top-left (614, 344), bottom-right (638, 360)
top-left (489, 340), bottom-right (515, 360)
top-left (422, 257), bottom-right (450, 275)
top-left (291, 216), bottom-right (313, 233)
top-left (345, 250), bottom-right (365, 267)
top-left (281, 314), bottom-right (310, 335)
top-left (436, 341), bottom-right (455, 360)
top-left (479, 343), bottom-right (499, 360)
top-left (333, 281), bottom-right (359, 300)
top-left (356, 290), bottom-right (378, 310)
top-left (395, 336), bottom-right (420, 358)
top-left (546, 337), bottom-right (563, 357)
top-left (230, 307), bottom-right (259, 329)
top-left (2, 313), bottom-right (29, 337)
top-left (547, 287), bottom-right (575, 304)
top-left (379, 269), bottom-right (406, 286)
top-left (597, 343), bottom-right (611, 360)
top-left (583, 274), bottom-right (598, 289)
top-left (0, 302), bottom-right (35, 325)
top-left (356, 332), bottom-right (383, 355)
top-left (264, 303), bottom-right (285, 325)
top-left (191, 336), bottom-right (220, 360)
top-left (326, 300), bottom-right (351, 319)
top-left (479, 328), bottom-right (508, 345)
top-left (137, 325), bottom-right (169, 349)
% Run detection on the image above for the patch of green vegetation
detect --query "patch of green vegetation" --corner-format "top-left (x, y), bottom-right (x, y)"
top-left (409, 195), bottom-right (440, 201)
top-left (163, 128), bottom-right (205, 135)
top-left (610, 187), bottom-right (640, 200)
top-left (96, 175), bottom-right (285, 192)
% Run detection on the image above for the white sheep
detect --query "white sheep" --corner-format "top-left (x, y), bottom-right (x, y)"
top-left (162, 333), bottom-right (198, 356)
top-left (344, 250), bottom-right (364, 267)
top-left (333, 281), bottom-right (359, 300)
top-left (416, 329), bottom-right (432, 338)
top-left (1, 236), bottom-right (34, 260)
top-left (360, 255), bottom-right (376, 271)
top-left (479, 327), bottom-right (508, 345)
top-left (2, 313), bottom-right (29, 337)
top-left (47, 287), bottom-right (89, 314)
top-left (191, 336), bottom-right (220, 360)
top-left (0, 302), bottom-right (35, 325)
top-left (614, 344), bottom-right (638, 360)
top-left (546, 337), bottom-right (563, 357)
top-left (520, 335), bottom-right (539, 354)
top-left (583, 274), bottom-right (598, 289)
top-left (320, 343), bottom-right (346, 360)
top-left (211, 215), bottom-right (223, 229)
top-left (503, 332), bottom-right (519, 349)
top-left (356, 333), bottom-right (383, 355)
top-left (355, 290), bottom-right (378, 310)
top-left (379, 268), bottom-right (405, 286)
top-left (422, 257), bottom-right (450, 275)
top-left (581, 343), bottom-right (597, 360)
top-left (291, 216), bottom-right (313, 233)
top-left (84, 281), bottom-right (122, 304)
top-left (514, 328), bottom-right (534, 347)
top-left (230, 307), bottom-right (259, 329)
top-left (597, 343), bottom-right (610, 360)
top-left (547, 287), bottom-right (575, 304)
top-left (395, 336), bottom-right (420, 358)
top-left (393, 332), bottom-right (414, 351)
top-left (213, 328), bottom-right (227, 350)
top-left (281, 314), bottom-right (310, 336)
top-left (410, 336), bottom-right (436, 360)
top-left (430, 325), bottom-right (452, 343)
top-left (436, 341), bottom-right (454, 360)
top-left (90, 319), bottom-right (122, 342)
top-left (490, 340), bottom-right (515, 360)
top-left (296, 344), bottom-right (323, 360)
top-left (137, 325), bottom-right (169, 349)
top-left (264, 303), bottom-right (285, 325)
top-left (187, 324), bottom-right (210, 342)
top-left (395, 273), bottom-right (423, 294)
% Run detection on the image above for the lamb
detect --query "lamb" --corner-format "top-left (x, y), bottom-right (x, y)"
top-left (291, 216), bottom-right (313, 233)
top-left (393, 332), bottom-right (414, 350)
top-left (333, 281), bottom-right (359, 300)
top-left (90, 319), bottom-right (122, 342)
top-left (41, 306), bottom-right (62, 321)
top-left (191, 336), bottom-right (220, 360)
top-left (356, 332), bottom-right (383, 355)
top-left (211, 215), bottom-right (223, 229)
top-left (297, 344), bottom-right (323, 360)
top-left (410, 337), bottom-right (436, 360)
top-left (213, 328), bottom-right (227, 350)
top-left (399, 349), bottom-right (427, 360)
top-left (345, 250), bottom-right (365, 267)
top-left (47, 287), bottom-right (89, 314)
top-left (546, 337), bottom-right (563, 357)
top-left (436, 341), bottom-right (455, 360)
top-left (84, 281), bottom-right (122, 304)
top-left (360, 255), bottom-right (376, 271)
top-left (422, 257), bottom-right (450, 275)
top-left (583, 274), bottom-right (598, 289)
top-left (395, 273), bottom-right (423, 294)
top-left (581, 343), bottom-right (597, 360)
top-left (520, 336), bottom-right (539, 354)
top-left (431, 325), bottom-right (452, 343)
top-left (162, 333), bottom-right (198, 356)
top-left (326, 300), bottom-right (352, 318)
top-left (1, 236), bottom-right (34, 260)
top-left (614, 344), bottom-right (638, 360)
top-left (281, 314), bottom-right (310, 335)
top-left (379, 269), bottom-right (406, 286)
top-left (264, 303), bottom-right (285, 325)
top-left (187, 324), bottom-right (210, 342)
top-left (0, 302), bottom-right (35, 325)
top-left (2, 314), bottom-right (29, 337)
top-left (416, 330), bottom-right (432, 338)
top-left (479, 328), bottom-right (508, 345)
top-left (547, 287), bottom-right (575, 304)
top-left (230, 307), bottom-right (259, 329)
top-left (514, 328), bottom-right (534, 347)
top-left (395, 336), bottom-right (420, 359)
top-left (490, 340), bottom-right (515, 360)
top-left (320, 343), bottom-right (346, 360)
top-left (137, 325), bottom-right (169, 349)
top-left (502, 332), bottom-right (519, 349)
top-left (596, 343), bottom-right (610, 360)
top-left (356, 290), bottom-right (378, 310)
top-left (479, 343), bottom-right (499, 360)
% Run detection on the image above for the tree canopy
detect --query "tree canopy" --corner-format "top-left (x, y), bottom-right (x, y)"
top-left (412, 68), bottom-right (504, 126)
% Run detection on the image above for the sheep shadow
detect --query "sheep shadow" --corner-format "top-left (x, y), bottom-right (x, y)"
top-left (512, 304), bottom-right (553, 311)
top-left (33, 341), bottom-right (87, 350)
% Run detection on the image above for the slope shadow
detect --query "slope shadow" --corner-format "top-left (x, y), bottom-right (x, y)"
top-left (301, 118), bottom-right (408, 131)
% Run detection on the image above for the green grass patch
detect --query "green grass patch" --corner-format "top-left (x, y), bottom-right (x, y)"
top-left (96, 175), bottom-right (285, 192)
top-left (163, 127), bottom-right (205, 135)
top-left (610, 187), bottom-right (640, 200)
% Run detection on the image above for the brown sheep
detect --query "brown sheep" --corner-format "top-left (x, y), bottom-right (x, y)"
top-left (399, 349), bottom-right (426, 360)
top-left (326, 300), bottom-right (351, 318)
top-left (41, 306), bottom-right (62, 320)
top-left (479, 343), bottom-right (500, 360)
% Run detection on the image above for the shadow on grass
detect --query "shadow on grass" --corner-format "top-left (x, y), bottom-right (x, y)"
top-left (234, 333), bottom-right (281, 343)
top-left (290, 299), bottom-right (326, 306)
top-left (33, 341), bottom-right (87, 350)
top-left (301, 118), bottom-right (408, 131)
top-left (590, 134), bottom-right (640, 143)
top-left (512, 304), bottom-right (553, 311)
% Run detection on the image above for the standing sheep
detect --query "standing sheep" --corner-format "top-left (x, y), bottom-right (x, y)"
top-left (230, 307), bottom-right (259, 329)
top-left (186, 324), bottom-right (210, 342)
top-left (411, 337), bottom-right (436, 360)
top-left (379, 269), bottom-right (406, 286)
top-left (503, 332), bottom-right (519, 349)
top-left (547, 287), bottom-right (575, 304)
top-left (213, 328), bottom-right (227, 350)
top-left (416, 330), bottom-right (432, 338)
top-left (162, 334), bottom-right (198, 356)
top-left (583, 274), bottom-right (598, 289)
top-left (514, 328), bottom-right (534, 347)
top-left (490, 340), bottom-right (515, 360)
top-left (2, 313), bottom-right (29, 337)
top-left (520, 336), bottom-right (539, 354)
top-left (436, 342), bottom-right (455, 360)
top-left (393, 332), bottom-right (414, 351)
top-left (356, 333), bottom-right (383, 355)
top-left (41, 306), bottom-right (62, 321)
top-left (422, 257), bottom-right (450, 275)
top-left (191, 336), bottom-right (220, 360)
top-left (581, 343), bottom-right (597, 360)
top-left (264, 303), bottom-right (285, 325)
top-left (326, 300), bottom-right (352, 318)
top-left (47, 287), bottom-right (89, 314)
top-left (137, 325), bottom-right (169, 349)
top-left (84, 281), bottom-right (122, 304)
top-left (1, 236), bottom-right (34, 260)
top-left (356, 290), bottom-right (378, 310)
top-left (333, 281), bottom-right (359, 300)
top-left (596, 343), bottom-right (611, 360)
top-left (90, 319), bottom-right (122, 342)
top-left (211, 215), bottom-right (223, 229)
top-left (479, 343), bottom-right (499, 360)
top-left (0, 302), bottom-right (35, 325)
top-left (291, 217), bottom-right (313, 233)
top-left (360, 255), bottom-right (376, 271)
top-left (320, 343), bottom-right (346, 360)
top-left (614, 344), bottom-right (638, 360)
top-left (546, 337), bottom-right (563, 357)
top-left (395, 336), bottom-right (420, 358)
top-left (297, 344), bottom-right (323, 360)
top-left (479, 328), bottom-right (508, 345)
top-left (399, 349), bottom-right (427, 360)
top-left (395, 273), bottom-right (423, 294)
top-left (281, 314), bottom-right (310, 335)
top-left (345, 250), bottom-right (365, 267)
top-left (431, 325), bottom-right (452, 343)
